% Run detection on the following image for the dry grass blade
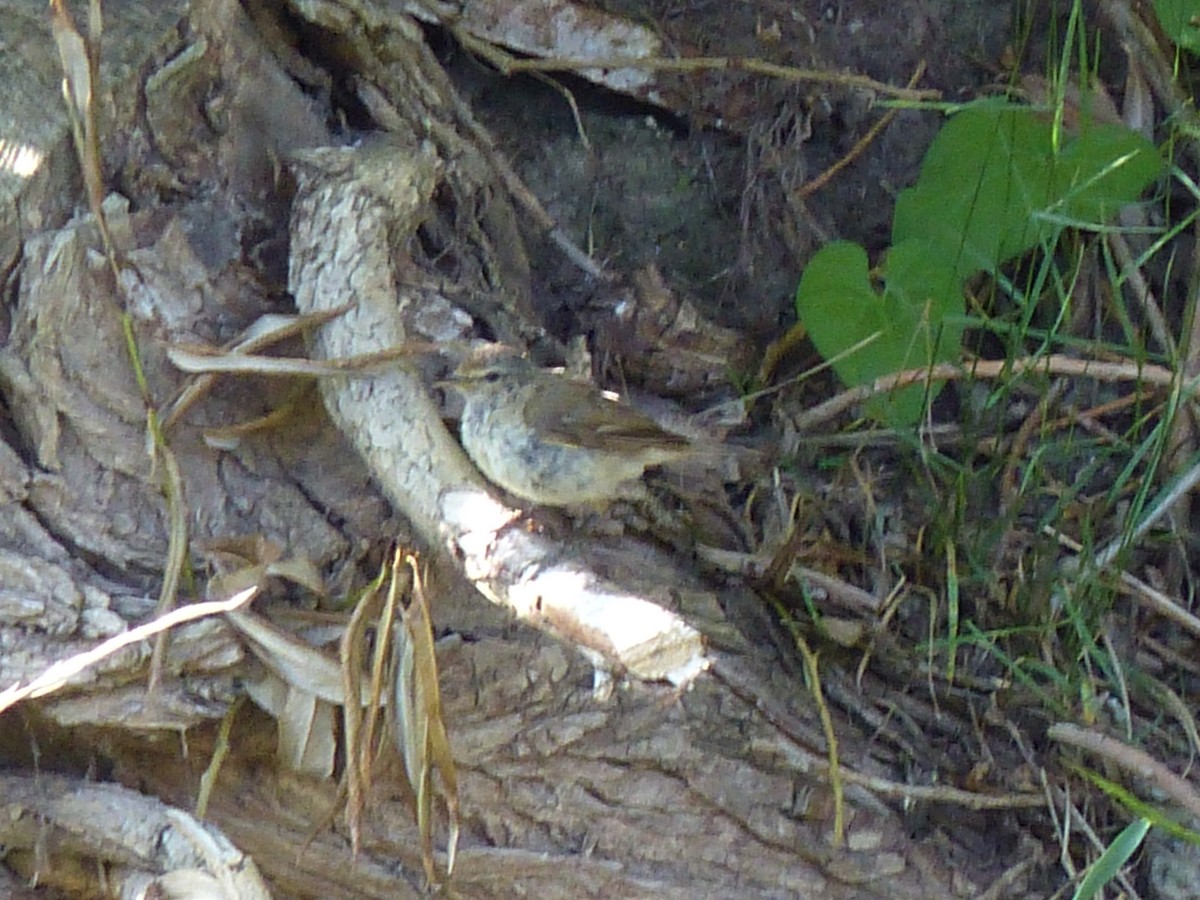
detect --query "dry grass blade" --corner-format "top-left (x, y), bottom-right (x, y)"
top-left (162, 307), bottom-right (353, 430)
top-left (50, 1), bottom-right (90, 122)
top-left (339, 556), bottom-right (399, 855)
top-left (195, 696), bottom-right (246, 821)
top-left (148, 446), bottom-right (189, 693)
top-left (164, 324), bottom-right (441, 448)
top-left (51, 0), bottom-right (194, 699)
top-left (392, 555), bottom-right (460, 884)
top-left (49, 0), bottom-right (116, 270)
top-left (1144, 680), bottom-right (1200, 772)
top-left (216, 546), bottom-right (460, 877)
top-left (165, 345), bottom-right (430, 378)
top-left (0, 587), bottom-right (257, 715)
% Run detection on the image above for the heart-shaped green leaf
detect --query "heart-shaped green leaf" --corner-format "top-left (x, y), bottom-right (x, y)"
top-left (796, 240), bottom-right (963, 425)
top-left (797, 101), bottom-right (1161, 426)
top-left (893, 104), bottom-right (1162, 282)
top-left (1154, 0), bottom-right (1200, 53)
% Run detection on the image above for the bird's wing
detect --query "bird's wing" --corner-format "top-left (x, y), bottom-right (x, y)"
top-left (528, 391), bottom-right (689, 453)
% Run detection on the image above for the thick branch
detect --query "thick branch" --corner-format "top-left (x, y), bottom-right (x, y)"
top-left (286, 142), bottom-right (707, 684)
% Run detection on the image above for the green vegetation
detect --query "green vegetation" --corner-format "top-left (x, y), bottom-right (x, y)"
top-left (787, 0), bottom-right (1200, 894)
top-left (796, 102), bottom-right (1162, 424)
top-left (1153, 0), bottom-right (1200, 53)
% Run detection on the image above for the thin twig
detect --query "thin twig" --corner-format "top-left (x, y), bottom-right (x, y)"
top-left (1108, 230), bottom-right (1174, 356)
top-left (794, 354), bottom-right (1193, 432)
top-left (798, 61), bottom-right (927, 198)
top-left (1049, 722), bottom-right (1200, 822)
top-left (496, 54), bottom-right (940, 103)
top-left (1045, 527), bottom-right (1200, 640)
top-left (712, 655), bottom-right (1045, 810)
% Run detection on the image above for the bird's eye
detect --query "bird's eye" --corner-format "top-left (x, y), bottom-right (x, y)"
top-left (484, 371), bottom-right (502, 383)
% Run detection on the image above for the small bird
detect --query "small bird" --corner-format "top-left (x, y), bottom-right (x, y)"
top-left (444, 348), bottom-right (696, 507)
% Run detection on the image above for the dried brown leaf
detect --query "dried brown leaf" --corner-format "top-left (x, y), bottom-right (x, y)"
top-left (392, 555), bottom-right (459, 883)
top-left (339, 557), bottom-right (394, 854)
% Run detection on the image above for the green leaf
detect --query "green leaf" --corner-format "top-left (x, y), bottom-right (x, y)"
top-left (1046, 121), bottom-right (1165, 227)
top-left (795, 240), bottom-right (962, 425)
top-left (1071, 818), bottom-right (1151, 900)
top-left (893, 104), bottom-right (1162, 281)
top-left (796, 101), bottom-right (1161, 426)
top-left (894, 104), bottom-right (1049, 280)
top-left (1154, 0), bottom-right (1200, 53)
top-left (794, 242), bottom-right (881, 389)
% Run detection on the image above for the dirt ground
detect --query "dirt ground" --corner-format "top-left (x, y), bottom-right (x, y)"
top-left (1, 0), bottom-right (1195, 897)
top-left (455, 0), bottom-right (1013, 340)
